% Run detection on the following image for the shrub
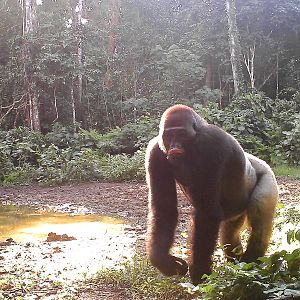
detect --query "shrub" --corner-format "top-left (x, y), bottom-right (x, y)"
top-left (0, 127), bottom-right (44, 167)
top-left (1, 91), bottom-right (300, 186)
top-left (195, 93), bottom-right (300, 165)
top-left (45, 123), bottom-right (79, 149)
top-left (97, 117), bottom-right (158, 155)
top-left (282, 114), bottom-right (300, 165)
top-left (192, 249), bottom-right (300, 300)
top-left (0, 147), bottom-right (14, 182)
top-left (100, 150), bottom-right (146, 181)
top-left (36, 146), bottom-right (103, 184)
top-left (3, 164), bottom-right (37, 185)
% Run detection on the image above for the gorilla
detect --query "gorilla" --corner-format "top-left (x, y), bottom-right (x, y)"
top-left (145, 104), bottom-right (279, 285)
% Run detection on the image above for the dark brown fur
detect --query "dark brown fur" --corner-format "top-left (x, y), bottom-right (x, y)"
top-left (145, 105), bottom-right (278, 285)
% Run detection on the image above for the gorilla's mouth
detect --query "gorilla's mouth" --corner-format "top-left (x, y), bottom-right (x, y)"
top-left (167, 148), bottom-right (184, 156)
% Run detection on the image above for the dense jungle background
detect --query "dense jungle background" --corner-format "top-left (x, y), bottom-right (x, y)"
top-left (1, 0), bottom-right (300, 184)
top-left (0, 1), bottom-right (300, 299)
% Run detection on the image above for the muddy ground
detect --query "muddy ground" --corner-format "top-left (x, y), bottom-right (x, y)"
top-left (0, 178), bottom-right (299, 299)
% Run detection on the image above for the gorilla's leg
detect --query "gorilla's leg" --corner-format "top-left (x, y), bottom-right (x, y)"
top-left (220, 214), bottom-right (246, 261)
top-left (242, 173), bottom-right (278, 262)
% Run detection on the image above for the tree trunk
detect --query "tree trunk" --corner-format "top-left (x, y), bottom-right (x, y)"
top-left (225, 0), bottom-right (245, 95)
top-left (76, 0), bottom-right (83, 104)
top-left (70, 82), bottom-right (76, 129)
top-left (104, 0), bottom-right (119, 89)
top-left (67, 0), bottom-right (85, 125)
top-left (22, 0), bottom-right (40, 131)
top-left (276, 52), bottom-right (279, 99)
top-left (243, 43), bottom-right (256, 90)
top-left (205, 55), bottom-right (214, 89)
top-left (107, 0), bottom-right (119, 54)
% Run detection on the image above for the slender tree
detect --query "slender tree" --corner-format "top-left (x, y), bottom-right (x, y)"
top-left (243, 43), bottom-right (256, 90)
top-left (22, 0), bottom-right (40, 131)
top-left (67, 0), bottom-right (85, 128)
top-left (225, 0), bottom-right (245, 95)
top-left (76, 0), bottom-right (84, 105)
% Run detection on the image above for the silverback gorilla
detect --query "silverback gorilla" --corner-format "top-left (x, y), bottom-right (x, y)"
top-left (145, 104), bottom-right (279, 285)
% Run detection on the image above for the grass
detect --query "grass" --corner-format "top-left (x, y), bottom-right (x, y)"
top-left (92, 255), bottom-right (193, 300)
top-left (273, 165), bottom-right (300, 179)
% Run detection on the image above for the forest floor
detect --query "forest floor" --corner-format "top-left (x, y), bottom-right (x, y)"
top-left (0, 177), bottom-right (299, 299)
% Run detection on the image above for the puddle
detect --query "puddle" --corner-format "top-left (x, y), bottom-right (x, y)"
top-left (0, 205), bottom-right (124, 242)
top-left (0, 205), bottom-right (137, 281)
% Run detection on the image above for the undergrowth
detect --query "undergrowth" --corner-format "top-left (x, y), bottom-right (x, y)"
top-left (93, 206), bottom-right (300, 300)
top-left (273, 165), bottom-right (300, 179)
top-left (1, 95), bottom-right (300, 186)
top-left (93, 256), bottom-right (192, 300)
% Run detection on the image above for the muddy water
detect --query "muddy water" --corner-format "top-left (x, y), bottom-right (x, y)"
top-left (0, 205), bottom-right (124, 242)
top-left (0, 205), bottom-right (137, 281)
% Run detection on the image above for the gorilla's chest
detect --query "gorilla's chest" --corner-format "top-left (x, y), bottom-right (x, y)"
top-left (170, 160), bottom-right (197, 187)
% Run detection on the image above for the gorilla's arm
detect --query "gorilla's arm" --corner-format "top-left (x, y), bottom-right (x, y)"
top-left (189, 171), bottom-right (224, 284)
top-left (145, 138), bottom-right (188, 276)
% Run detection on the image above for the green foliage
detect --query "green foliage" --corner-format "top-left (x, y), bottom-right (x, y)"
top-left (96, 117), bottom-right (158, 154)
top-left (222, 93), bottom-right (276, 161)
top-left (95, 255), bottom-right (192, 300)
top-left (193, 249), bottom-right (300, 300)
top-left (0, 127), bottom-right (44, 166)
top-left (194, 87), bottom-right (223, 106)
top-left (34, 146), bottom-right (145, 184)
top-left (281, 114), bottom-right (300, 165)
top-left (274, 165), bottom-right (300, 179)
top-left (0, 148), bottom-right (14, 183)
top-left (276, 205), bottom-right (300, 228)
top-left (2, 164), bottom-right (37, 185)
top-left (101, 150), bottom-right (145, 182)
top-left (0, 124), bottom-right (147, 185)
top-left (45, 123), bottom-right (80, 149)
top-left (35, 145), bottom-right (102, 184)
top-left (287, 229), bottom-right (300, 245)
top-left (1, 0), bottom-right (299, 130)
top-left (196, 92), bottom-right (300, 165)
top-left (95, 219), bottom-right (300, 300)
top-left (186, 205), bottom-right (300, 300)
top-left (1, 91), bottom-right (300, 185)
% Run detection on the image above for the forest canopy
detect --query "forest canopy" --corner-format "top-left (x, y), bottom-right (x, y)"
top-left (0, 0), bottom-right (300, 185)
top-left (0, 0), bottom-right (299, 129)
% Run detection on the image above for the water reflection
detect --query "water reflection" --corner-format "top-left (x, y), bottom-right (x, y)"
top-left (0, 205), bottom-right (136, 281)
top-left (0, 205), bottom-right (124, 242)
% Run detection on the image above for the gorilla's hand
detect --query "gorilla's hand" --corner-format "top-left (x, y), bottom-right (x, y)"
top-left (150, 255), bottom-right (188, 276)
top-left (189, 263), bottom-right (212, 286)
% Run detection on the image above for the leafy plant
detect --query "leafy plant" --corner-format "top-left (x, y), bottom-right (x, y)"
top-left (0, 127), bottom-right (44, 166)
top-left (282, 114), bottom-right (300, 165)
top-left (185, 203), bottom-right (300, 300)
top-left (96, 117), bottom-right (158, 155)
top-left (191, 249), bottom-right (300, 300)
top-left (196, 92), bottom-right (300, 165)
top-left (2, 164), bottom-right (37, 185)
top-left (101, 150), bottom-right (146, 181)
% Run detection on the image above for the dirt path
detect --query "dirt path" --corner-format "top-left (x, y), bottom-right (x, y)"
top-left (1, 178), bottom-right (298, 236)
top-left (0, 178), bottom-right (299, 299)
